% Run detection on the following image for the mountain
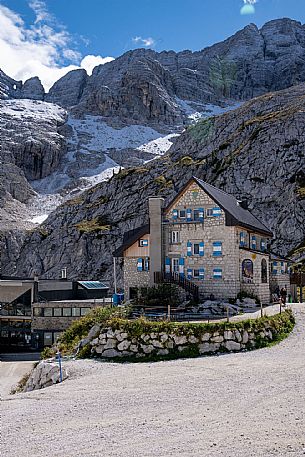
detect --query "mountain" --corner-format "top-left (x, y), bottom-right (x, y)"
top-left (1, 83), bottom-right (304, 280)
top-left (0, 18), bottom-right (304, 278)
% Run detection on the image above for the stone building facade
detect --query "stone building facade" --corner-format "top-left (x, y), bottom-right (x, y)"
top-left (114, 177), bottom-right (275, 304)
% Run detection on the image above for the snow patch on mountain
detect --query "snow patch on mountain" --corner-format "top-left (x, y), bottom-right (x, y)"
top-left (0, 99), bottom-right (65, 121)
top-left (176, 98), bottom-right (241, 122)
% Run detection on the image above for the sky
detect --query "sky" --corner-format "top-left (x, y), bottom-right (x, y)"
top-left (0, 0), bottom-right (304, 90)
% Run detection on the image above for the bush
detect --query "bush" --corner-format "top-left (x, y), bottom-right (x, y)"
top-left (133, 284), bottom-right (180, 309)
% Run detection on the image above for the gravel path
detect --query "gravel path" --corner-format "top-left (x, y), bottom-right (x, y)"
top-left (2, 305), bottom-right (305, 457)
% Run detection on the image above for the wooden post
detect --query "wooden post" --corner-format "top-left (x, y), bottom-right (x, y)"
top-left (167, 304), bottom-right (171, 321)
top-left (260, 302), bottom-right (263, 318)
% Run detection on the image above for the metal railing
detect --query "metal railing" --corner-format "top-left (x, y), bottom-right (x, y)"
top-left (154, 271), bottom-right (199, 301)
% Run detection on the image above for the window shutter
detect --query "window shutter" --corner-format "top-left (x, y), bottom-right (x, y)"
top-left (179, 257), bottom-right (185, 276)
top-left (212, 207), bottom-right (222, 217)
top-left (199, 268), bottom-right (205, 279)
top-left (187, 209), bottom-right (192, 221)
top-left (172, 209), bottom-right (178, 220)
top-left (261, 239), bottom-right (266, 252)
top-left (165, 257), bottom-right (171, 274)
top-left (187, 241), bottom-right (192, 256)
top-left (144, 258), bottom-right (150, 271)
top-left (251, 235), bottom-right (256, 250)
top-left (240, 232), bottom-right (245, 247)
top-left (199, 208), bottom-right (204, 222)
top-left (213, 268), bottom-right (222, 279)
top-left (213, 241), bottom-right (222, 256)
top-left (199, 241), bottom-right (204, 256)
top-left (281, 261), bottom-right (285, 274)
top-left (187, 268), bottom-right (192, 280)
top-left (137, 258), bottom-right (143, 272)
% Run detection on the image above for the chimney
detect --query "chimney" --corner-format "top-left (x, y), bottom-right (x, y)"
top-left (61, 267), bottom-right (67, 280)
top-left (148, 197), bottom-right (164, 285)
top-left (239, 199), bottom-right (248, 210)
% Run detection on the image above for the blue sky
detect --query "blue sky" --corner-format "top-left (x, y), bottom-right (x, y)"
top-left (0, 0), bottom-right (304, 89)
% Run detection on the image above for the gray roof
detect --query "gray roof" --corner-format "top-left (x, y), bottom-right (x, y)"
top-left (193, 177), bottom-right (273, 237)
top-left (113, 224), bottom-right (149, 257)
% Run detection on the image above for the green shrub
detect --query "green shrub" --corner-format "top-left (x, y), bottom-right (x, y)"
top-left (75, 216), bottom-right (111, 233)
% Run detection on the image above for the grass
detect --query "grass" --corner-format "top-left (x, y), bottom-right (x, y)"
top-left (75, 217), bottom-right (111, 233)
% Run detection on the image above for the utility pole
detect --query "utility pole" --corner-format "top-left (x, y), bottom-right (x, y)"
top-left (113, 257), bottom-right (117, 294)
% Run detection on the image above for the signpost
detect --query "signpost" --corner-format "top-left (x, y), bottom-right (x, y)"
top-left (56, 351), bottom-right (63, 383)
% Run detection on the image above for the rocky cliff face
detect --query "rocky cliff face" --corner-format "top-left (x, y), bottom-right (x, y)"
top-left (47, 18), bottom-right (305, 127)
top-left (0, 18), bottom-right (304, 277)
top-left (3, 83), bottom-right (304, 279)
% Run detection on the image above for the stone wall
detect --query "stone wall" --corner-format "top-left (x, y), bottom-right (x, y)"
top-left (124, 257), bottom-right (150, 299)
top-left (82, 311), bottom-right (294, 360)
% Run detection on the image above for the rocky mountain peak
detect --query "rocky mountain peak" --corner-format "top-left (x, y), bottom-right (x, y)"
top-left (21, 77), bottom-right (45, 100)
top-left (46, 68), bottom-right (88, 107)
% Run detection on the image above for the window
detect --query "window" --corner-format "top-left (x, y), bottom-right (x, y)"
top-left (137, 257), bottom-right (149, 271)
top-left (272, 261), bottom-right (278, 275)
top-left (212, 207), bottom-right (222, 216)
top-left (179, 210), bottom-right (186, 218)
top-left (193, 269), bottom-right (200, 278)
top-left (194, 210), bottom-right (200, 221)
top-left (44, 332), bottom-right (53, 346)
top-left (53, 308), bottom-right (62, 317)
top-left (213, 242), bottom-right (222, 256)
top-left (240, 232), bottom-right (246, 247)
top-left (193, 243), bottom-right (200, 255)
top-left (81, 308), bottom-right (90, 316)
top-left (206, 208), bottom-right (213, 217)
top-left (53, 332), bottom-right (61, 343)
top-left (139, 239), bottom-right (148, 247)
top-left (260, 238), bottom-right (266, 252)
top-left (144, 257), bottom-right (150, 271)
top-left (281, 262), bottom-right (286, 274)
top-left (44, 308), bottom-right (52, 317)
top-left (62, 308), bottom-right (72, 317)
top-left (34, 307), bottom-right (43, 317)
top-left (172, 258), bottom-right (179, 273)
top-left (261, 259), bottom-right (268, 283)
top-left (213, 268), bottom-right (222, 279)
top-left (242, 259), bottom-right (254, 283)
top-left (251, 235), bottom-right (257, 250)
top-left (72, 307), bottom-right (81, 317)
top-left (171, 231), bottom-right (180, 244)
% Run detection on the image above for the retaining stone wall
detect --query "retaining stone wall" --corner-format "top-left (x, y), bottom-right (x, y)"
top-left (82, 314), bottom-right (291, 360)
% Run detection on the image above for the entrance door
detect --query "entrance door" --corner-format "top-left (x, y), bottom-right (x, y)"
top-left (171, 258), bottom-right (179, 274)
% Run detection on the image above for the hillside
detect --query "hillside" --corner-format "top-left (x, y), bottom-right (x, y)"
top-left (1, 83), bottom-right (304, 280)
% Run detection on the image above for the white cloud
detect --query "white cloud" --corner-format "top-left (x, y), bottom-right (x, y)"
top-left (80, 55), bottom-right (114, 75)
top-left (0, 3), bottom-right (114, 91)
top-left (132, 36), bottom-right (155, 47)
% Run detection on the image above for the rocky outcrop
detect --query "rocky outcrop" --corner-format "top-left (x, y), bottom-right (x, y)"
top-left (4, 83), bottom-right (304, 279)
top-left (46, 69), bottom-right (88, 107)
top-left (23, 360), bottom-right (68, 392)
top-left (0, 69), bottom-right (22, 99)
top-left (21, 77), bottom-right (45, 100)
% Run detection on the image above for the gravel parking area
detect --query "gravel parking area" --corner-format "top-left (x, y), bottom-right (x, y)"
top-left (2, 305), bottom-right (305, 457)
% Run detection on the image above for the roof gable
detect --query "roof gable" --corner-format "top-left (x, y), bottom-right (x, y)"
top-left (113, 224), bottom-right (149, 257)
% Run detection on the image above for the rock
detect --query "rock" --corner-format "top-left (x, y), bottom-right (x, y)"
top-left (242, 331), bottom-right (249, 344)
top-left (102, 349), bottom-right (120, 358)
top-left (141, 345), bottom-right (154, 354)
top-left (129, 344), bottom-right (138, 353)
top-left (234, 330), bottom-right (242, 343)
top-left (211, 335), bottom-right (224, 343)
top-left (201, 333), bottom-right (211, 342)
top-left (87, 324), bottom-right (101, 341)
top-left (116, 332), bottom-right (128, 342)
top-left (188, 335), bottom-right (199, 344)
top-left (173, 335), bottom-right (188, 345)
top-left (160, 334), bottom-right (169, 342)
top-left (157, 349), bottom-right (169, 356)
top-left (224, 331), bottom-right (234, 340)
top-left (94, 345), bottom-right (105, 354)
top-left (117, 340), bottom-right (131, 351)
top-left (106, 329), bottom-right (115, 338)
top-left (90, 338), bottom-right (99, 346)
top-left (152, 340), bottom-right (163, 348)
top-left (165, 340), bottom-right (174, 349)
top-left (46, 69), bottom-right (88, 107)
top-left (21, 77), bottom-right (45, 100)
top-left (104, 338), bottom-right (117, 350)
top-left (224, 341), bottom-right (241, 351)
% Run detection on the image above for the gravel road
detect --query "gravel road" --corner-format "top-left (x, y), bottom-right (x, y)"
top-left (2, 305), bottom-right (305, 457)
